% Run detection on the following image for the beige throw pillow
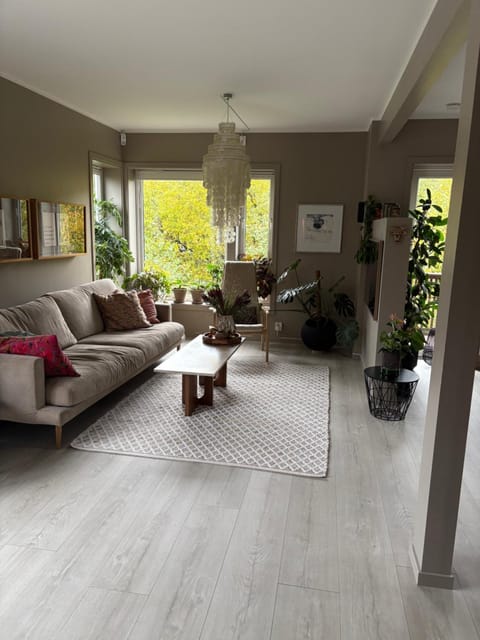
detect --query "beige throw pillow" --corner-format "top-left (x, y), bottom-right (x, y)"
top-left (94, 290), bottom-right (151, 331)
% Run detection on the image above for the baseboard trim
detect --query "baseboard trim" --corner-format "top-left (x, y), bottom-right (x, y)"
top-left (409, 544), bottom-right (455, 589)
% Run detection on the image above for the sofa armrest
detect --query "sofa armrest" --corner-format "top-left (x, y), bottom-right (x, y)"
top-left (155, 301), bottom-right (173, 322)
top-left (0, 354), bottom-right (46, 412)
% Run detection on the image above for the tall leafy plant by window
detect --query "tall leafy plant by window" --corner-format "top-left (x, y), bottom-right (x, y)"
top-left (405, 189), bottom-right (447, 330)
top-left (95, 199), bottom-right (134, 281)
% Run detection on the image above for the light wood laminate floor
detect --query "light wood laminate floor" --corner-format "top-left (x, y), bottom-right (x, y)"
top-left (1, 342), bottom-right (479, 639)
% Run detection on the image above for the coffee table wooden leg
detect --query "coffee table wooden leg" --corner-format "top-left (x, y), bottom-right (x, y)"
top-left (183, 374), bottom-right (198, 416)
top-left (215, 363), bottom-right (227, 387)
top-left (201, 378), bottom-right (214, 405)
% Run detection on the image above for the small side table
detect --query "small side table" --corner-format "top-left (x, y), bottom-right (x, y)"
top-left (364, 366), bottom-right (419, 421)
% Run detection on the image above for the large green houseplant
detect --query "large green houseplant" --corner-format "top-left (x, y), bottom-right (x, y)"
top-left (95, 199), bottom-right (134, 281)
top-left (276, 259), bottom-right (358, 350)
top-left (405, 189), bottom-right (447, 329)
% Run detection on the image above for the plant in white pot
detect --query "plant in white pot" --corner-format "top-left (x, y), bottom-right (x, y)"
top-left (202, 287), bottom-right (251, 337)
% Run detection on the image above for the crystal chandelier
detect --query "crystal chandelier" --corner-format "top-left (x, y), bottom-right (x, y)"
top-left (202, 94), bottom-right (251, 244)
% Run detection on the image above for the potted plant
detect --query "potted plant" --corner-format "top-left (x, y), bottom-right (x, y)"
top-left (254, 257), bottom-right (276, 300)
top-left (202, 287), bottom-right (251, 337)
top-left (405, 189), bottom-right (447, 329)
top-left (397, 189), bottom-right (447, 367)
top-left (207, 262), bottom-right (223, 289)
top-left (189, 282), bottom-right (206, 304)
top-left (172, 281), bottom-right (187, 303)
top-left (276, 259), bottom-right (358, 351)
top-left (123, 269), bottom-right (171, 301)
top-left (94, 199), bottom-right (134, 281)
top-left (379, 314), bottom-right (425, 376)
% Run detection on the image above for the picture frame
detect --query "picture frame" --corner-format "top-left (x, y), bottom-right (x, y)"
top-left (0, 196), bottom-right (33, 263)
top-left (33, 200), bottom-right (86, 259)
top-left (296, 204), bottom-right (344, 253)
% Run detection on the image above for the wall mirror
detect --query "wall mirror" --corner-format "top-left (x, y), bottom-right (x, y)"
top-left (34, 200), bottom-right (86, 259)
top-left (0, 196), bottom-right (33, 263)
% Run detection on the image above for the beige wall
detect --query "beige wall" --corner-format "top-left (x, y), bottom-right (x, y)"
top-left (365, 119), bottom-right (458, 209)
top-left (0, 78), bottom-right (121, 307)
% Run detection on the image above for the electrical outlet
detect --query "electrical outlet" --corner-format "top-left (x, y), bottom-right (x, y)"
top-left (274, 321), bottom-right (283, 332)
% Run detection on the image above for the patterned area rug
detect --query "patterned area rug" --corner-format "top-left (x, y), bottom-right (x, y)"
top-left (71, 360), bottom-right (330, 477)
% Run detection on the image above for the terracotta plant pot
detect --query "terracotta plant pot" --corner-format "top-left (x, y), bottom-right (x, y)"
top-left (190, 288), bottom-right (205, 304)
top-left (172, 287), bottom-right (187, 303)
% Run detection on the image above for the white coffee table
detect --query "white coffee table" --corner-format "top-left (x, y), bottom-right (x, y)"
top-left (154, 334), bottom-right (245, 416)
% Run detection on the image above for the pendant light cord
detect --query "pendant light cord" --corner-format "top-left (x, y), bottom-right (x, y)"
top-left (221, 94), bottom-right (250, 130)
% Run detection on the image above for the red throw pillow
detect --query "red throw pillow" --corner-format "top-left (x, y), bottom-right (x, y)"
top-left (137, 289), bottom-right (159, 324)
top-left (0, 335), bottom-right (79, 377)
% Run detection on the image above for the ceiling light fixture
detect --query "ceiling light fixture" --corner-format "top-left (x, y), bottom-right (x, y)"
top-left (202, 93), bottom-right (251, 244)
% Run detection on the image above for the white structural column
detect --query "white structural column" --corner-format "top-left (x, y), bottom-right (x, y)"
top-left (411, 0), bottom-right (480, 589)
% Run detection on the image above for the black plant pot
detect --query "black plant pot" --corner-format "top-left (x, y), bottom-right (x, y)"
top-left (301, 317), bottom-right (337, 351)
top-left (401, 351), bottom-right (419, 371)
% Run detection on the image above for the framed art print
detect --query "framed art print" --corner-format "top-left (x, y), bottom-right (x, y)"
top-left (34, 200), bottom-right (86, 259)
top-left (296, 204), bottom-right (344, 253)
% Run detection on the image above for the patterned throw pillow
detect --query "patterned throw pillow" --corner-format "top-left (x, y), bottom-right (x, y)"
top-left (93, 290), bottom-right (151, 331)
top-left (0, 335), bottom-right (79, 377)
top-left (137, 289), bottom-right (159, 324)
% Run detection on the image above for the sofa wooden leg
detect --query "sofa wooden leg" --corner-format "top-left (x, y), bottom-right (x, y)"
top-left (55, 425), bottom-right (62, 449)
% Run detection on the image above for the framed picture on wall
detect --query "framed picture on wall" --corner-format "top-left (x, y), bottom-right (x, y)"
top-left (296, 204), bottom-right (344, 253)
top-left (33, 200), bottom-right (87, 259)
top-left (0, 196), bottom-right (33, 263)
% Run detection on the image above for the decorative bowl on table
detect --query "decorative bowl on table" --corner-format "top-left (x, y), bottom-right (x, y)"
top-left (202, 331), bottom-right (242, 346)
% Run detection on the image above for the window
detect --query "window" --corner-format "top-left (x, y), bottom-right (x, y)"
top-left (410, 163), bottom-right (453, 216)
top-left (136, 170), bottom-right (273, 287)
top-left (92, 167), bottom-right (104, 205)
top-left (410, 163), bottom-right (453, 328)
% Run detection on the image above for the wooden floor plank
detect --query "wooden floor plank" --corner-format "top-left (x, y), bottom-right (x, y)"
top-left (271, 584), bottom-right (340, 640)
top-left (93, 461), bottom-right (210, 594)
top-left (129, 505), bottom-right (238, 640)
top-left (397, 565), bottom-right (479, 640)
top-left (54, 587), bottom-right (146, 640)
top-left (9, 452), bottom-right (127, 550)
top-left (0, 458), bottom-right (171, 639)
top-left (334, 365), bottom-right (411, 640)
top-left (199, 471), bottom-right (291, 640)
top-left (195, 464), bottom-right (251, 509)
top-left (280, 476), bottom-right (338, 592)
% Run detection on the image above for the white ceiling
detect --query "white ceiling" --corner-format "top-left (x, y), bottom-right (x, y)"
top-left (0, 0), bottom-right (462, 133)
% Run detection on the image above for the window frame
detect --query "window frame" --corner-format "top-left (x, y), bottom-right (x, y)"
top-left (410, 163), bottom-right (453, 209)
top-left (135, 168), bottom-right (276, 275)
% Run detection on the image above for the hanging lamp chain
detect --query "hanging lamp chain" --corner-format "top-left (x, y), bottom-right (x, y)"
top-left (221, 93), bottom-right (250, 130)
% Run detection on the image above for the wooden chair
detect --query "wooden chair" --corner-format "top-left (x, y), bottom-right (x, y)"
top-left (222, 260), bottom-right (270, 362)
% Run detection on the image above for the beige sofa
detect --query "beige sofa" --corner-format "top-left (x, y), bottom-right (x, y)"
top-left (0, 279), bottom-right (184, 447)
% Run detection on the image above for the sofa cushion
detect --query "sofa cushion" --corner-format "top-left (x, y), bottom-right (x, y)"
top-left (0, 296), bottom-right (77, 348)
top-left (137, 289), bottom-right (159, 324)
top-left (94, 290), bottom-right (151, 331)
top-left (0, 334), bottom-right (79, 377)
top-left (49, 279), bottom-right (117, 339)
top-left (79, 321), bottom-right (185, 361)
top-left (45, 343), bottom-right (145, 406)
